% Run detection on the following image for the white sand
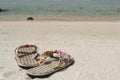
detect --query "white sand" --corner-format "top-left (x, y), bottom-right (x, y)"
top-left (0, 21), bottom-right (120, 80)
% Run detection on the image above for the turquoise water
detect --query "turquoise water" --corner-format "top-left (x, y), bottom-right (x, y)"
top-left (0, 0), bottom-right (120, 20)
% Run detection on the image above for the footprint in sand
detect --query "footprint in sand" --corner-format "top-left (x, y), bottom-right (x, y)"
top-left (5, 69), bottom-right (27, 80)
top-left (0, 67), bottom-right (4, 69)
top-left (3, 71), bottom-right (15, 78)
top-left (1, 32), bottom-right (8, 35)
top-left (0, 67), bottom-right (25, 80)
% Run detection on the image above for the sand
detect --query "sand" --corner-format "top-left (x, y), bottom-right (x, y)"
top-left (0, 21), bottom-right (120, 80)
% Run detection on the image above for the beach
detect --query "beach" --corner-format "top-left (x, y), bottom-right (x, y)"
top-left (0, 21), bottom-right (120, 80)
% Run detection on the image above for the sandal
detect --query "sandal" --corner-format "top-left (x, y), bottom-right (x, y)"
top-left (15, 44), bottom-right (39, 68)
top-left (27, 50), bottom-right (74, 78)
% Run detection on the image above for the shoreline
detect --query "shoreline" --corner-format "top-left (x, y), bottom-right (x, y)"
top-left (1, 16), bottom-right (120, 22)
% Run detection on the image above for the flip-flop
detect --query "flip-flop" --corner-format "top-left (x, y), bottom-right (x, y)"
top-left (15, 44), bottom-right (39, 68)
top-left (27, 50), bottom-right (74, 78)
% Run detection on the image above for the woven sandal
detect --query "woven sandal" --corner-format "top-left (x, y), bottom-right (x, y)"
top-left (15, 44), bottom-right (39, 68)
top-left (27, 50), bottom-right (74, 78)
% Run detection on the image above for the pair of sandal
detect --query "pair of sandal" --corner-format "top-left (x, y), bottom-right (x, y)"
top-left (15, 44), bottom-right (74, 78)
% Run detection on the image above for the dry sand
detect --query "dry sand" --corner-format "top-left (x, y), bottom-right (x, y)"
top-left (0, 21), bottom-right (120, 80)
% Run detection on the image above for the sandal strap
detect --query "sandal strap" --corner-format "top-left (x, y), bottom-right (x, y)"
top-left (39, 50), bottom-right (68, 67)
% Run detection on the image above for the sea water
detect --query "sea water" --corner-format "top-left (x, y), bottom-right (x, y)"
top-left (0, 0), bottom-right (120, 20)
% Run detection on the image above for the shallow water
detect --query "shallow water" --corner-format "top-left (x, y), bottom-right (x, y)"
top-left (0, 0), bottom-right (120, 20)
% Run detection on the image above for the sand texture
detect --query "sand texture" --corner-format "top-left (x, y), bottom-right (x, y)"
top-left (0, 21), bottom-right (120, 80)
